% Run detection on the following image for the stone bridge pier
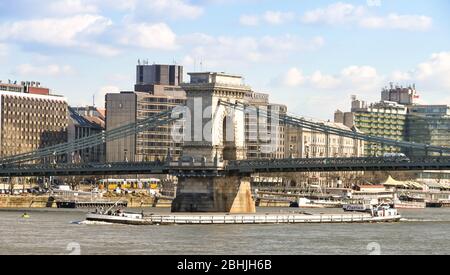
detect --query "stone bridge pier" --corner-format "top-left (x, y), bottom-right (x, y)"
top-left (171, 72), bottom-right (256, 213)
top-left (171, 176), bottom-right (256, 213)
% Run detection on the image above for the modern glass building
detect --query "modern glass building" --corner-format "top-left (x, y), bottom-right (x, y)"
top-left (406, 105), bottom-right (450, 156)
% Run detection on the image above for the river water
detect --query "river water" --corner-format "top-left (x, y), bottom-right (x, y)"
top-left (0, 207), bottom-right (449, 255)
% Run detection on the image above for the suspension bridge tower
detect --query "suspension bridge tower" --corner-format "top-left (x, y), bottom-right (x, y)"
top-left (171, 72), bottom-right (256, 213)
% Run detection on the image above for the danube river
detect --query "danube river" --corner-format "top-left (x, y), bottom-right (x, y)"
top-left (0, 207), bottom-right (449, 255)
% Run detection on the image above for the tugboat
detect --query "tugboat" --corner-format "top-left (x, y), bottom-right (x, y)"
top-left (343, 200), bottom-right (401, 222)
top-left (85, 200), bottom-right (151, 225)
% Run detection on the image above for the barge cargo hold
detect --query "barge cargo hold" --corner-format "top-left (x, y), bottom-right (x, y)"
top-left (85, 212), bottom-right (401, 226)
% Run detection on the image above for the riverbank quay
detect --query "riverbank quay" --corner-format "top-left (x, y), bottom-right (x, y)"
top-left (0, 194), bottom-right (172, 209)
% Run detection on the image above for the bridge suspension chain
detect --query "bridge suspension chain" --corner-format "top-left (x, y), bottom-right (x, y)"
top-left (219, 100), bottom-right (450, 155)
top-left (0, 109), bottom-right (180, 165)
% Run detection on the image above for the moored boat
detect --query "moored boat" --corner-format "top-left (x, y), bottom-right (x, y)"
top-left (391, 195), bottom-right (426, 209)
top-left (293, 198), bottom-right (343, 209)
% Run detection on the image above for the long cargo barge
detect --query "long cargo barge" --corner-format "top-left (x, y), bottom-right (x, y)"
top-left (86, 212), bottom-right (401, 225)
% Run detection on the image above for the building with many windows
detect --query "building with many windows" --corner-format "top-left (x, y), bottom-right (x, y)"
top-left (244, 92), bottom-right (287, 159)
top-left (0, 81), bottom-right (68, 160)
top-left (106, 64), bottom-right (186, 163)
top-left (406, 105), bottom-right (450, 156)
top-left (335, 96), bottom-right (407, 156)
top-left (285, 121), bottom-right (364, 159)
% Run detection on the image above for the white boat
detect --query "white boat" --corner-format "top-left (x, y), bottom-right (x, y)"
top-left (85, 199), bottom-right (151, 225)
top-left (343, 201), bottom-right (400, 221)
top-left (391, 195), bottom-right (426, 209)
top-left (86, 212), bottom-right (152, 225)
top-left (370, 204), bottom-right (401, 221)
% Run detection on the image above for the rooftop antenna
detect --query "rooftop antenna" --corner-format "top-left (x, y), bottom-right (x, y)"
top-left (93, 94), bottom-right (95, 107)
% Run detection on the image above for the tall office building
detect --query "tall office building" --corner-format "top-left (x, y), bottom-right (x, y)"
top-left (245, 92), bottom-right (287, 159)
top-left (106, 63), bottom-right (186, 163)
top-left (135, 63), bottom-right (183, 92)
top-left (0, 81), bottom-right (68, 159)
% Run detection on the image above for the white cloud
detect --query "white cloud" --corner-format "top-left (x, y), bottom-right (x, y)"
top-left (0, 14), bottom-right (117, 56)
top-left (302, 2), bottom-right (365, 25)
top-left (49, 0), bottom-right (98, 15)
top-left (309, 71), bottom-right (341, 89)
top-left (263, 11), bottom-right (295, 25)
top-left (392, 52), bottom-right (450, 91)
top-left (281, 65), bottom-right (382, 93)
top-left (283, 68), bottom-right (305, 87)
top-left (240, 10), bottom-right (295, 26)
top-left (360, 14), bottom-right (433, 31)
top-left (119, 23), bottom-right (177, 50)
top-left (182, 33), bottom-right (325, 67)
top-left (15, 63), bottom-right (75, 76)
top-left (302, 2), bottom-right (432, 31)
top-left (275, 52), bottom-right (450, 118)
top-left (115, 0), bottom-right (204, 20)
top-left (240, 15), bottom-right (260, 26)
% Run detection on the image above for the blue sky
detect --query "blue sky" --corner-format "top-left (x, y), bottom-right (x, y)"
top-left (0, 0), bottom-right (449, 119)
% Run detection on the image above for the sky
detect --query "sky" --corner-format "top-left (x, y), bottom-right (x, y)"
top-left (0, 0), bottom-right (449, 120)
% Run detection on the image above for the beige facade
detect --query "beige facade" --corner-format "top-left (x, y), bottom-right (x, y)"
top-left (285, 122), bottom-right (364, 159)
top-left (181, 72), bottom-right (250, 162)
top-left (245, 92), bottom-right (287, 159)
top-left (336, 97), bottom-right (407, 156)
top-left (106, 88), bottom-right (186, 162)
top-left (0, 90), bottom-right (68, 159)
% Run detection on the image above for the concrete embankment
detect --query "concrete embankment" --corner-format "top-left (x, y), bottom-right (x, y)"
top-left (0, 195), bottom-right (172, 209)
top-left (0, 196), bottom-right (54, 208)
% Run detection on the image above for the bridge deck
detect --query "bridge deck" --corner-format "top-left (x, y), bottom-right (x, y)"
top-left (1, 157), bottom-right (450, 177)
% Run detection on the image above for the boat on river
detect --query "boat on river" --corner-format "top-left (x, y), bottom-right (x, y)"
top-left (343, 201), bottom-right (400, 221)
top-left (86, 211), bottom-right (151, 225)
top-left (391, 195), bottom-right (426, 209)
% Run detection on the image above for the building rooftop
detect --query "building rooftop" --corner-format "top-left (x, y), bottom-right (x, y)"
top-left (69, 107), bottom-right (104, 129)
top-left (187, 72), bottom-right (246, 86)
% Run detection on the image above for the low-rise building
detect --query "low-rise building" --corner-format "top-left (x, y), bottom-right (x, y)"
top-left (68, 107), bottom-right (105, 163)
top-left (286, 121), bottom-right (364, 158)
